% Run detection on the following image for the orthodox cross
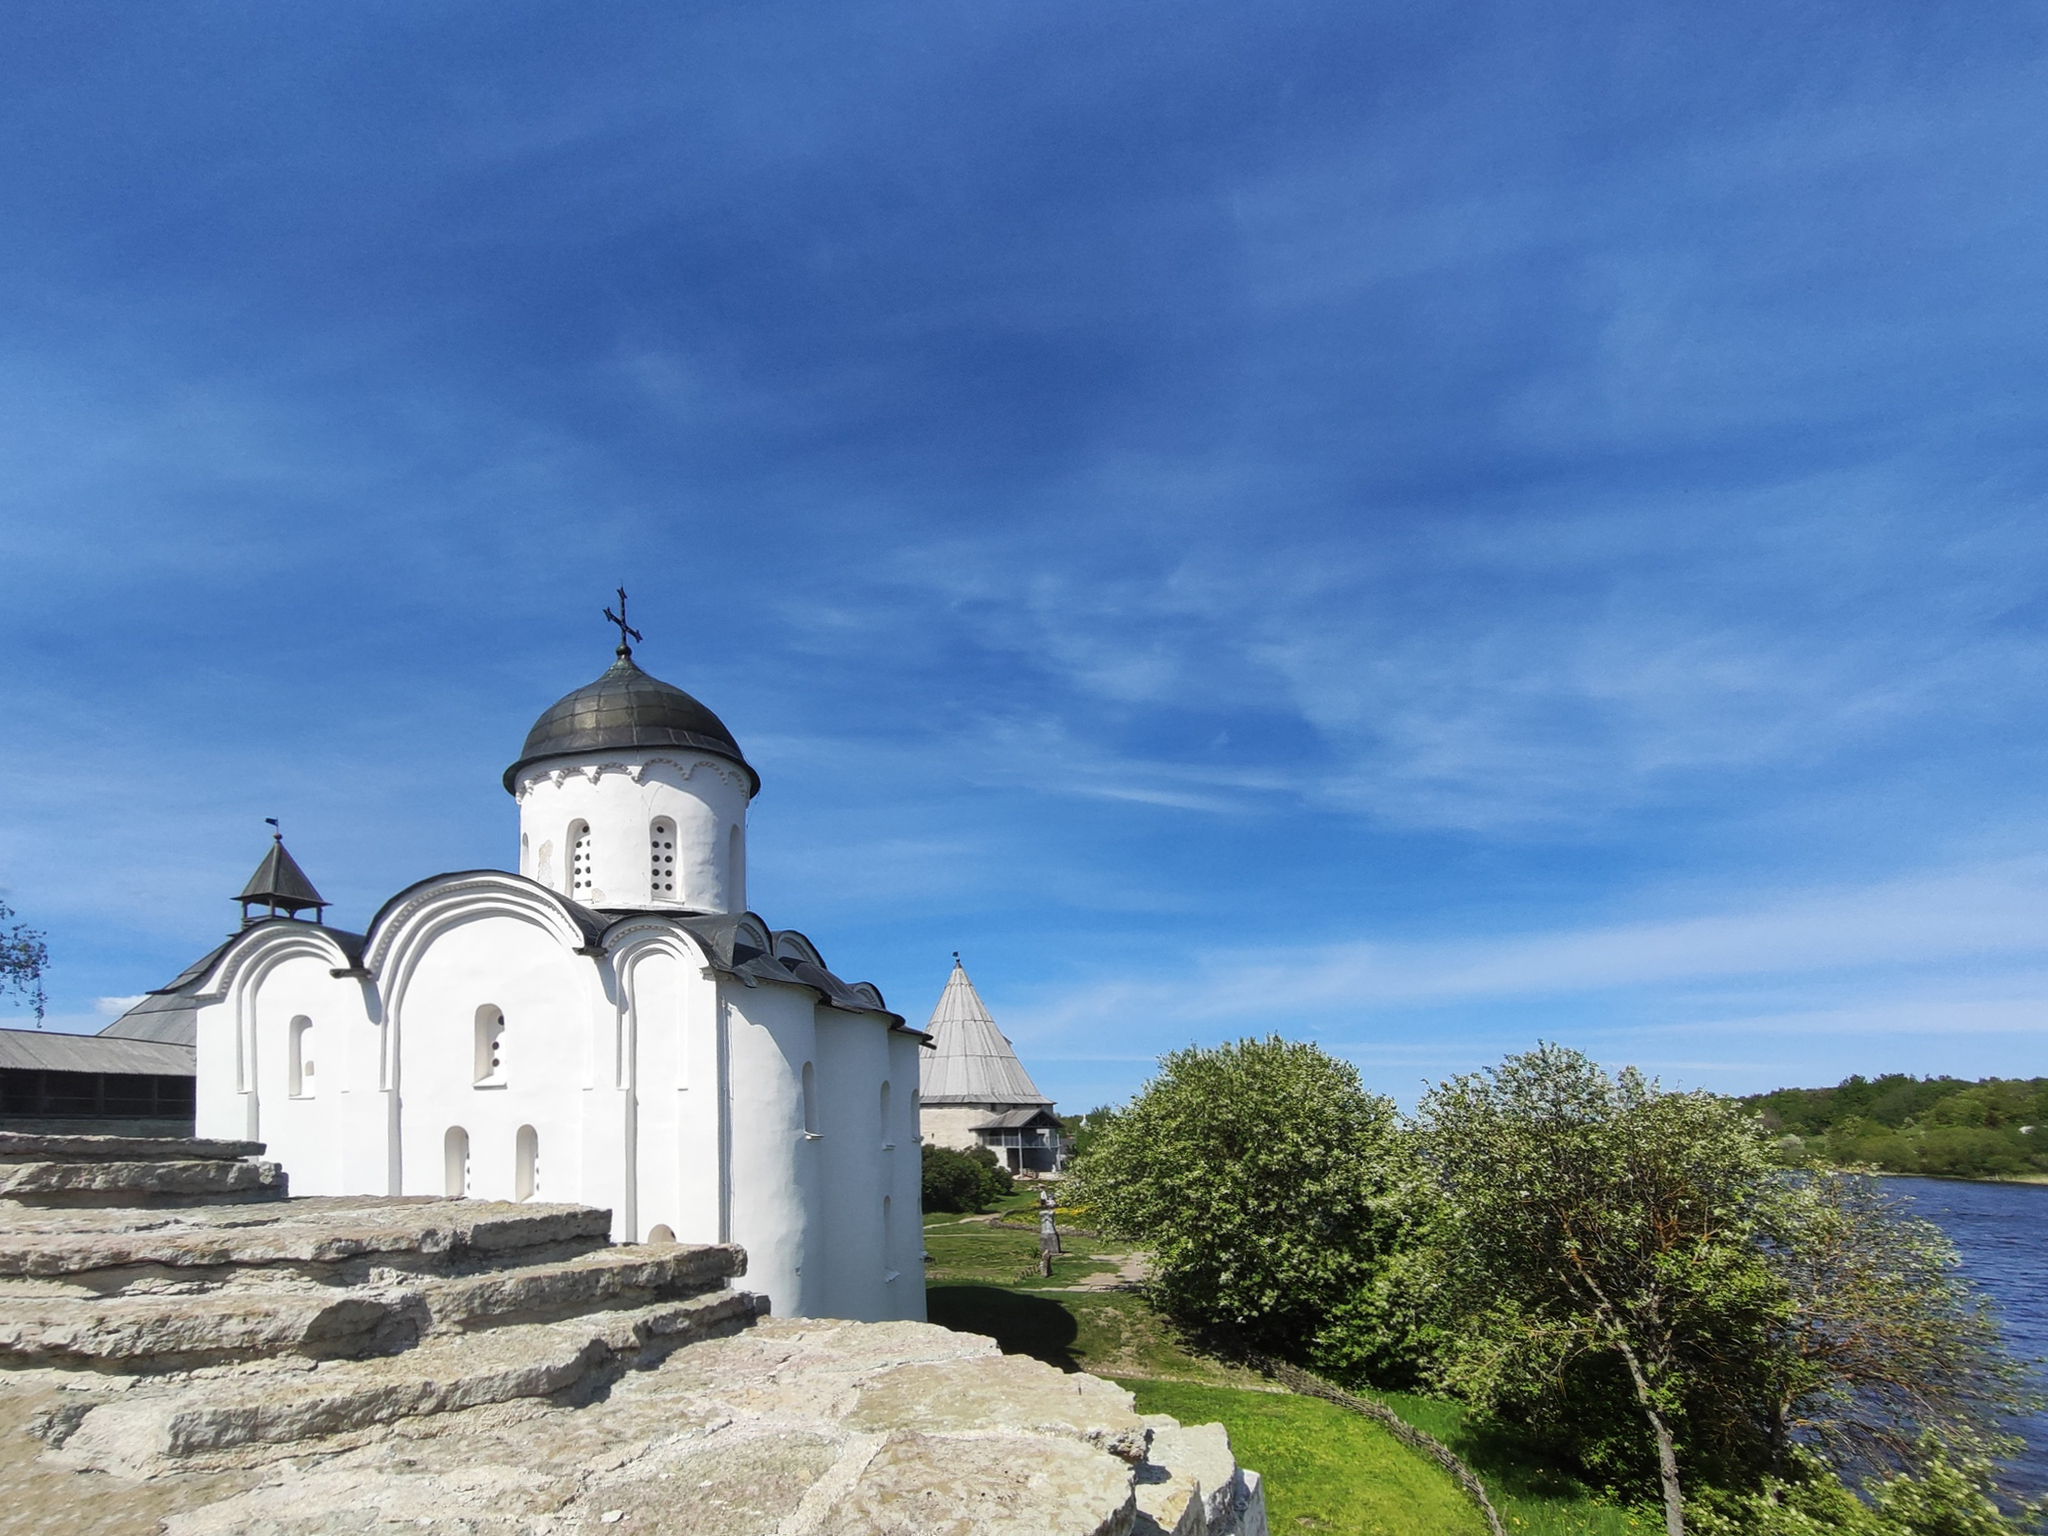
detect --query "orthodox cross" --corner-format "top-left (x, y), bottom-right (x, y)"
top-left (603, 586), bottom-right (643, 657)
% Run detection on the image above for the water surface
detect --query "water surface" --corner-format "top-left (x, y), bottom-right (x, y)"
top-left (1888, 1177), bottom-right (2048, 1499)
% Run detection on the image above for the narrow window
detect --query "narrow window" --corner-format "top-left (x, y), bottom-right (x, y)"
top-left (474, 1005), bottom-right (506, 1085)
top-left (520, 831), bottom-right (530, 878)
top-left (727, 824), bottom-right (745, 910)
top-left (649, 817), bottom-right (677, 899)
top-left (515, 1124), bottom-right (539, 1201)
top-left (879, 1079), bottom-right (892, 1147)
top-left (289, 1016), bottom-right (314, 1098)
top-left (444, 1127), bottom-right (470, 1198)
top-left (883, 1195), bottom-right (896, 1281)
top-left (567, 820), bottom-right (593, 898)
top-left (801, 1061), bottom-right (818, 1136)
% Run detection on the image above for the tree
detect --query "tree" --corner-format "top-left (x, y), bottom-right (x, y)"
top-left (1062, 1036), bottom-right (1414, 1376)
top-left (0, 900), bottom-right (47, 1024)
top-left (921, 1142), bottom-right (1013, 1213)
top-left (1417, 1046), bottom-right (2038, 1536)
top-left (1417, 1045), bottom-right (1787, 1536)
top-left (1752, 1171), bottom-right (2030, 1484)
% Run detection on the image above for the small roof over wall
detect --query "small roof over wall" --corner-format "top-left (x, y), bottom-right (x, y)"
top-left (971, 1106), bottom-right (1063, 1132)
top-left (0, 1027), bottom-right (195, 1076)
top-left (918, 958), bottom-right (1052, 1107)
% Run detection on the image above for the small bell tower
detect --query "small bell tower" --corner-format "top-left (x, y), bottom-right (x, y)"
top-left (235, 820), bottom-right (329, 929)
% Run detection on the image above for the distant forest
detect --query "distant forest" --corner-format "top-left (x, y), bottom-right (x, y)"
top-left (1744, 1074), bottom-right (2048, 1179)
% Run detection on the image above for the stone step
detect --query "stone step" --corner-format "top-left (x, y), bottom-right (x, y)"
top-left (0, 1134), bottom-right (264, 1163)
top-left (0, 1157), bottom-right (287, 1207)
top-left (417, 1241), bottom-right (746, 1332)
top-left (0, 1243), bottom-right (747, 1368)
top-left (55, 1289), bottom-right (760, 1475)
top-left (0, 1197), bottom-right (615, 1279)
top-left (0, 1287), bottom-right (422, 1370)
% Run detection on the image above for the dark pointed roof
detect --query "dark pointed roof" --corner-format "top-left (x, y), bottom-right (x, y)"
top-left (238, 836), bottom-right (326, 914)
top-left (503, 648), bottom-right (758, 796)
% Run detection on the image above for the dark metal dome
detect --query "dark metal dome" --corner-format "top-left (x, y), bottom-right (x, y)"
top-left (503, 649), bottom-right (758, 796)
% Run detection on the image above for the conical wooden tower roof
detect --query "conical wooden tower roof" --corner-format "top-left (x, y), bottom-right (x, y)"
top-left (237, 832), bottom-right (327, 919)
top-left (919, 957), bottom-right (1051, 1106)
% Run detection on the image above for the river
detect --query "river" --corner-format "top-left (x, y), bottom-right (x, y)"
top-left (1888, 1176), bottom-right (2048, 1499)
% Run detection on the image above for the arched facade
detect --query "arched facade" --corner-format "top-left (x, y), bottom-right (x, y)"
top-left (184, 642), bottom-right (924, 1325)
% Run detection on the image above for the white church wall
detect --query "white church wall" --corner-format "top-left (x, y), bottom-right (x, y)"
top-left (196, 925), bottom-right (376, 1194)
top-left (722, 979), bottom-right (823, 1320)
top-left (242, 954), bottom-right (366, 1195)
top-left (885, 1030), bottom-right (928, 1322)
top-left (812, 1007), bottom-right (889, 1321)
top-left (389, 912), bottom-right (596, 1207)
top-left (614, 928), bottom-right (722, 1245)
top-left (513, 752), bottom-right (750, 912)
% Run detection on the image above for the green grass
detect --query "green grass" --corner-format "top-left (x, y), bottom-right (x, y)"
top-left (922, 1198), bottom-right (1660, 1535)
top-left (1356, 1389), bottom-right (1657, 1536)
top-left (1121, 1377), bottom-right (1488, 1536)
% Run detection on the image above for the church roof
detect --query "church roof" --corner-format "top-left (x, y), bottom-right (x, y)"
top-left (237, 835), bottom-right (326, 914)
top-left (99, 921), bottom-right (368, 1050)
top-left (503, 648), bottom-right (757, 796)
top-left (918, 959), bottom-right (1052, 1107)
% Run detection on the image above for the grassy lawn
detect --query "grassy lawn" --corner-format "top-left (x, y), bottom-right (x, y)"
top-left (924, 1197), bottom-right (1656, 1536)
top-left (1124, 1378), bottom-right (1487, 1536)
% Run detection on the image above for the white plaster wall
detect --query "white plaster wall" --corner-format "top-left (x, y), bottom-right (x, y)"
top-left (196, 929), bottom-right (391, 1196)
top-left (618, 935), bottom-right (722, 1246)
top-left (194, 997), bottom-right (243, 1144)
top-left (242, 954), bottom-right (372, 1195)
top-left (513, 752), bottom-right (750, 912)
top-left (812, 1009), bottom-right (888, 1321)
top-left (920, 1102), bottom-right (1000, 1153)
top-left (722, 980), bottom-right (822, 1319)
top-left (886, 1030), bottom-right (929, 1322)
top-left (392, 913), bottom-right (598, 1208)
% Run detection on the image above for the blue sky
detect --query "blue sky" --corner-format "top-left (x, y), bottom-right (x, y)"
top-left (3, 2), bottom-right (2046, 1109)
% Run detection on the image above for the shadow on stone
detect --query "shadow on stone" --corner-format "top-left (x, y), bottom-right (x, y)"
top-left (925, 1284), bottom-right (1082, 1373)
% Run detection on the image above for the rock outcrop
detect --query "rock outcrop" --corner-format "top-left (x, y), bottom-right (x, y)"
top-left (0, 1137), bottom-right (1267, 1536)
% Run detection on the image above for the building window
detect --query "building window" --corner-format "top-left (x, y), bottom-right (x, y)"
top-left (728, 824), bottom-right (744, 910)
top-left (879, 1079), bottom-right (892, 1148)
top-left (801, 1061), bottom-right (818, 1137)
top-left (568, 820), bottom-right (593, 898)
top-left (883, 1194), bottom-right (895, 1280)
top-left (474, 1005), bottom-right (506, 1086)
top-left (515, 1124), bottom-right (539, 1201)
top-left (649, 818), bottom-right (677, 899)
top-left (444, 1126), bottom-right (470, 1197)
top-left (289, 1016), bottom-right (315, 1098)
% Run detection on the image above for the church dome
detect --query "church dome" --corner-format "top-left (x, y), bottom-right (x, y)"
top-left (503, 649), bottom-right (759, 795)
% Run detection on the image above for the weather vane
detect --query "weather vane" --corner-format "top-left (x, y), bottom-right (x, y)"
top-left (265, 817), bottom-right (281, 841)
top-left (603, 586), bottom-right (643, 657)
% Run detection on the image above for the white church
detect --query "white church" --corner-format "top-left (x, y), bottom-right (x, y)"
top-left (116, 612), bottom-right (927, 1324)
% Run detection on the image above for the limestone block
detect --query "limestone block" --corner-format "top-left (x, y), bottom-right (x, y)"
top-left (52, 1292), bottom-right (759, 1473)
top-left (419, 1243), bottom-right (744, 1331)
top-left (0, 1197), bottom-right (614, 1278)
top-left (0, 1158), bottom-right (286, 1202)
top-left (57, 1323), bottom-right (613, 1474)
top-left (845, 1352), bottom-right (1152, 1463)
top-left (1147, 1421), bottom-right (1240, 1534)
top-left (0, 1288), bottom-right (412, 1368)
top-left (828, 1429), bottom-right (1138, 1536)
top-left (0, 1134), bottom-right (264, 1163)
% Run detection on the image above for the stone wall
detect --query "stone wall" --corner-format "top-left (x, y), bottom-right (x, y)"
top-left (0, 1134), bottom-right (1265, 1536)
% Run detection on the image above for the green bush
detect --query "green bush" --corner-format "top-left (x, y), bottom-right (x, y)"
top-left (921, 1142), bottom-right (1014, 1213)
top-left (1062, 1036), bottom-right (1420, 1382)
